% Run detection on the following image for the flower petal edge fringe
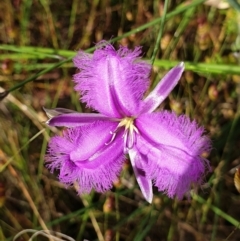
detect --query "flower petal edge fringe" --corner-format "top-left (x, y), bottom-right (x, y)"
top-left (45, 41), bottom-right (211, 203)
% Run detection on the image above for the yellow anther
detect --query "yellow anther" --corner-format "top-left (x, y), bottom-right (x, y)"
top-left (119, 117), bottom-right (137, 131)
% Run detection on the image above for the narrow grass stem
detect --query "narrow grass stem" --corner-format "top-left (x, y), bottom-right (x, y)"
top-left (193, 194), bottom-right (240, 227)
top-left (7, 164), bottom-right (53, 240)
top-left (151, 0), bottom-right (169, 65)
top-left (0, 0), bottom-right (206, 100)
top-left (112, 0), bottom-right (206, 43)
top-left (8, 57), bottom-right (72, 93)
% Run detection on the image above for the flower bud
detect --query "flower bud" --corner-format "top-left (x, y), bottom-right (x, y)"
top-left (103, 195), bottom-right (115, 213)
top-left (208, 84), bottom-right (218, 101)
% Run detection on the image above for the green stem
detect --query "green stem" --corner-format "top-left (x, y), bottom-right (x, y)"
top-left (112, 0), bottom-right (206, 43)
top-left (8, 57), bottom-right (71, 93)
top-left (153, 59), bottom-right (240, 75)
top-left (193, 194), bottom-right (240, 227)
top-left (0, 0), bottom-right (206, 99)
top-left (151, 0), bottom-right (169, 65)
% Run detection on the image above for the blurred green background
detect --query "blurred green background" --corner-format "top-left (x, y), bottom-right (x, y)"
top-left (0, 0), bottom-right (240, 240)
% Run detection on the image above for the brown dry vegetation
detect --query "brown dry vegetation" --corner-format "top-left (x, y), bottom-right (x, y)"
top-left (0, 0), bottom-right (240, 241)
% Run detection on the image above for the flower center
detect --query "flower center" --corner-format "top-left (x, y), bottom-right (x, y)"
top-left (106, 117), bottom-right (139, 150)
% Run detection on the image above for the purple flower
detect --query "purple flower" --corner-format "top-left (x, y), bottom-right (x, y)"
top-left (45, 41), bottom-right (211, 203)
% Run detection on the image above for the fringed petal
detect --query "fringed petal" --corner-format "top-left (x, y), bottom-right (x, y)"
top-left (135, 111), bottom-right (211, 199)
top-left (73, 41), bottom-right (151, 117)
top-left (141, 63), bottom-right (184, 114)
top-left (69, 121), bottom-right (118, 161)
top-left (46, 121), bottom-right (125, 194)
top-left (136, 111), bottom-right (211, 156)
top-left (128, 148), bottom-right (153, 203)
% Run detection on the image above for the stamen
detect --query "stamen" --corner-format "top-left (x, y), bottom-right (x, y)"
top-left (122, 118), bottom-right (139, 150)
top-left (105, 116), bottom-right (139, 148)
top-left (127, 130), bottom-right (135, 149)
top-left (105, 124), bottom-right (121, 145)
top-left (105, 131), bottom-right (117, 145)
top-left (123, 129), bottom-right (128, 152)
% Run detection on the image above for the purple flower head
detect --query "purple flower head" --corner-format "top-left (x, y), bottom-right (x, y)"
top-left (45, 41), bottom-right (211, 203)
